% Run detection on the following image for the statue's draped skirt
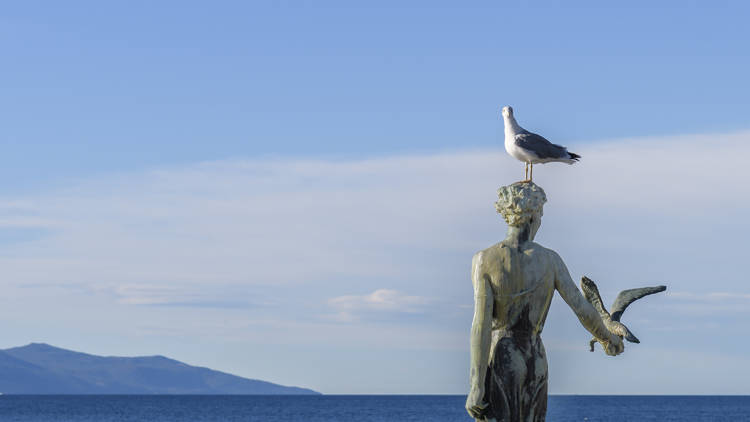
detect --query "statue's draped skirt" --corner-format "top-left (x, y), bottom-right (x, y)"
top-left (483, 332), bottom-right (548, 422)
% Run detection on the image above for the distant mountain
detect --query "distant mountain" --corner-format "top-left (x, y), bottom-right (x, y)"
top-left (0, 343), bottom-right (319, 395)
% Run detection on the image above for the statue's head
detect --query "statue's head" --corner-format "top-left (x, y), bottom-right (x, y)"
top-left (495, 182), bottom-right (547, 239)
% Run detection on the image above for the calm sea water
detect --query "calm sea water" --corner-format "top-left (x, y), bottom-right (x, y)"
top-left (0, 395), bottom-right (749, 421)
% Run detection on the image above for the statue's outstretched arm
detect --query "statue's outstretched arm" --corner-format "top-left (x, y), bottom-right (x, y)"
top-left (551, 251), bottom-right (623, 355)
top-left (466, 252), bottom-right (493, 419)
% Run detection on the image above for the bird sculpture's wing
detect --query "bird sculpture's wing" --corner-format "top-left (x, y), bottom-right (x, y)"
top-left (580, 276), bottom-right (609, 318)
top-left (514, 132), bottom-right (569, 160)
top-left (610, 286), bottom-right (667, 322)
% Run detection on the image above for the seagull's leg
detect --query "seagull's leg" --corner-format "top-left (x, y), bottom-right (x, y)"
top-left (530, 163), bottom-right (534, 181)
top-left (524, 163), bottom-right (529, 181)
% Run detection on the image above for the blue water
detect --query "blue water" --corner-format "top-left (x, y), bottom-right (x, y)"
top-left (0, 395), bottom-right (749, 421)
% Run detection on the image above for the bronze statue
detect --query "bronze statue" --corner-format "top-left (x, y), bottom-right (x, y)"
top-left (466, 182), bottom-right (624, 422)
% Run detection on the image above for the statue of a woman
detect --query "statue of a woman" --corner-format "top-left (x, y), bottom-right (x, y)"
top-left (466, 182), bottom-right (623, 422)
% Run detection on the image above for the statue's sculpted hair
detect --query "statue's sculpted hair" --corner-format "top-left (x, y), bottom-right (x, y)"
top-left (495, 182), bottom-right (547, 227)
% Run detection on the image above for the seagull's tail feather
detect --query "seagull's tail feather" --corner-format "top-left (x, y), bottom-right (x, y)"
top-left (623, 327), bottom-right (640, 344)
top-left (568, 152), bottom-right (581, 161)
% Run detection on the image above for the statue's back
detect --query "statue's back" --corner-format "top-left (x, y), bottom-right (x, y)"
top-left (481, 242), bottom-right (555, 422)
top-left (487, 242), bottom-right (555, 337)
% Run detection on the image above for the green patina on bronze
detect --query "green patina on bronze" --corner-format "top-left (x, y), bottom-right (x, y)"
top-left (466, 182), bottom-right (625, 422)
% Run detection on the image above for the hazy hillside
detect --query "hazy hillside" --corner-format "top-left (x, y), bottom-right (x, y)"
top-left (0, 343), bottom-right (319, 395)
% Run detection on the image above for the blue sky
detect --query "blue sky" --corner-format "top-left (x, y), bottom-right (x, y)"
top-left (1, 2), bottom-right (750, 394)
top-left (3, 1), bottom-right (750, 189)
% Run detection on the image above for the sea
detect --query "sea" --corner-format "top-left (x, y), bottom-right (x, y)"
top-left (0, 395), bottom-right (749, 421)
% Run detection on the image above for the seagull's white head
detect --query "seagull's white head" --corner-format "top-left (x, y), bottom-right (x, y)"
top-left (501, 106), bottom-right (514, 119)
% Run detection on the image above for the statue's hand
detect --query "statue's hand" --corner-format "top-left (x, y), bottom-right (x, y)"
top-left (466, 386), bottom-right (489, 420)
top-left (599, 335), bottom-right (624, 356)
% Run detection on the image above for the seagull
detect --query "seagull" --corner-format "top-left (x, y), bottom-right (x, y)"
top-left (580, 276), bottom-right (667, 352)
top-left (501, 106), bottom-right (580, 182)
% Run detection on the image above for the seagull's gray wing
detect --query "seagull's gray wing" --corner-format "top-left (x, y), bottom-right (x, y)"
top-left (580, 276), bottom-right (609, 318)
top-left (610, 286), bottom-right (667, 322)
top-left (515, 132), bottom-right (569, 160)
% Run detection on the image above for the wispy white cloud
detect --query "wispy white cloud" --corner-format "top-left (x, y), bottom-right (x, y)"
top-left (330, 289), bottom-right (433, 312)
top-left (0, 130), bottom-right (748, 393)
top-left (110, 283), bottom-right (259, 308)
top-left (327, 289), bottom-right (434, 321)
top-left (658, 291), bottom-right (750, 315)
top-left (669, 291), bottom-right (750, 300)
top-left (0, 217), bottom-right (57, 228)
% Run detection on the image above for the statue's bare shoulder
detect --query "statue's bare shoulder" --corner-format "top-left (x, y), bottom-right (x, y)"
top-left (472, 241), bottom-right (558, 275)
top-left (471, 243), bottom-right (503, 276)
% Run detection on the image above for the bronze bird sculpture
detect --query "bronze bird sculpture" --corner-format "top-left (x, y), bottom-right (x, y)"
top-left (580, 276), bottom-right (666, 352)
